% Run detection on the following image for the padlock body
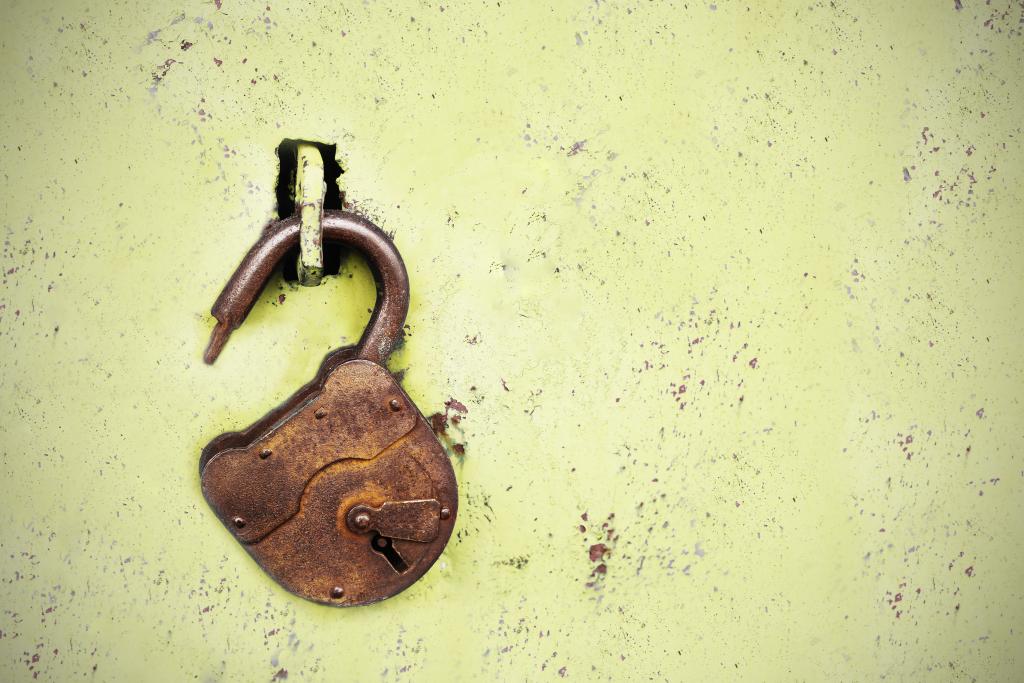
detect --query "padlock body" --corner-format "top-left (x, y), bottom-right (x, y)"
top-left (200, 359), bottom-right (457, 606)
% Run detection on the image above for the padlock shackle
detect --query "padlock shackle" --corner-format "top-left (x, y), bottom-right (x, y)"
top-left (204, 211), bottom-right (410, 365)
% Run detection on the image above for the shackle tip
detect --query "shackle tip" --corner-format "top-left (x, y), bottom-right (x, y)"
top-left (204, 320), bottom-right (233, 365)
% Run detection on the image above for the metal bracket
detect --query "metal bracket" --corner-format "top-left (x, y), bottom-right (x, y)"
top-left (295, 142), bottom-right (326, 286)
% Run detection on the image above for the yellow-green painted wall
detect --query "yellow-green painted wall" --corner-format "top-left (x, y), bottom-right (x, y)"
top-left (1, 1), bottom-right (1022, 680)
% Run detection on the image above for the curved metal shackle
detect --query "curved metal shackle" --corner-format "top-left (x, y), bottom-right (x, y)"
top-left (203, 211), bottom-right (410, 365)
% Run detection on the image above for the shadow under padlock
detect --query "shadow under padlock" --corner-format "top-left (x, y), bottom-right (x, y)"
top-left (199, 144), bottom-right (458, 607)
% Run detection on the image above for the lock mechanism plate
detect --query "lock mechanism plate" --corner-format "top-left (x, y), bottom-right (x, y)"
top-left (200, 359), bottom-right (458, 606)
top-left (346, 499), bottom-right (444, 543)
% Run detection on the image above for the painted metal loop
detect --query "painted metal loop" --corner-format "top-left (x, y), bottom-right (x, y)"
top-left (203, 211), bottom-right (410, 365)
top-left (294, 142), bottom-right (326, 287)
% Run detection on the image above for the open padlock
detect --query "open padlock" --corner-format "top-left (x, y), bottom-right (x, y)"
top-left (199, 209), bottom-right (457, 606)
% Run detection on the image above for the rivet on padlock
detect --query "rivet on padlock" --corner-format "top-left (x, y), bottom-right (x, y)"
top-left (199, 178), bottom-right (458, 607)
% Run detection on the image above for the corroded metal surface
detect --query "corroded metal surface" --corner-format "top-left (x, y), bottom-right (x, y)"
top-left (202, 360), bottom-right (457, 606)
top-left (346, 500), bottom-right (443, 543)
top-left (204, 210), bottom-right (410, 365)
top-left (201, 211), bottom-right (456, 606)
top-left (201, 360), bottom-right (418, 544)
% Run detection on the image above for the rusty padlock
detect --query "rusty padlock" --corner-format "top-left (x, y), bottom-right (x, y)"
top-left (199, 211), bottom-right (457, 606)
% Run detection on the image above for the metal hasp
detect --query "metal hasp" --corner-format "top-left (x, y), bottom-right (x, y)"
top-left (294, 142), bottom-right (325, 287)
top-left (200, 210), bottom-right (458, 607)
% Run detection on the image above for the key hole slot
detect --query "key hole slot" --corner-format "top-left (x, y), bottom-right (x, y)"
top-left (370, 534), bottom-right (408, 574)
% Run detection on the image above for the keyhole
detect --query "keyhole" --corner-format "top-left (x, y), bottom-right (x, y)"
top-left (370, 534), bottom-right (408, 573)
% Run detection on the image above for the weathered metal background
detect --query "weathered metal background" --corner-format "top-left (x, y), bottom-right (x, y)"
top-left (1, 0), bottom-right (1022, 680)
